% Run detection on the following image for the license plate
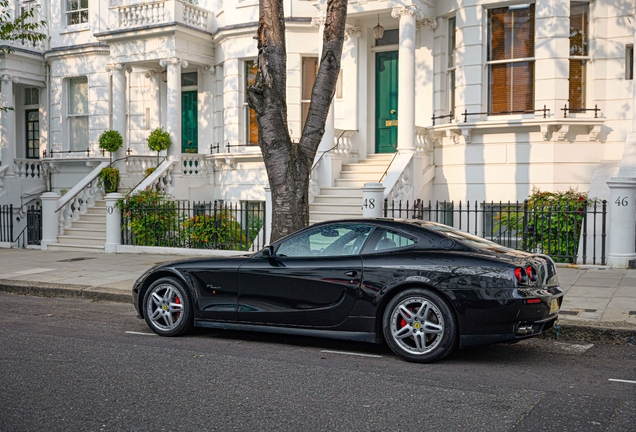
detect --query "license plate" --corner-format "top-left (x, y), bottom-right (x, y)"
top-left (550, 299), bottom-right (560, 314)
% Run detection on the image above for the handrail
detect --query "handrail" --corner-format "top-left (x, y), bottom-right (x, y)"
top-left (310, 130), bottom-right (356, 172)
top-left (378, 139), bottom-right (398, 183)
top-left (125, 156), bottom-right (168, 199)
top-left (125, 158), bottom-right (174, 199)
top-left (55, 156), bottom-right (129, 212)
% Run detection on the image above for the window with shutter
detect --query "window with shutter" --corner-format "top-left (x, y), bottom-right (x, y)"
top-left (569, 2), bottom-right (589, 110)
top-left (487, 5), bottom-right (535, 114)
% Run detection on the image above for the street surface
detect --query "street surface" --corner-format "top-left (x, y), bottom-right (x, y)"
top-left (1, 292), bottom-right (635, 431)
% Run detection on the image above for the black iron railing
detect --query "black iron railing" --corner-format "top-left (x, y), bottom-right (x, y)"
top-left (121, 200), bottom-right (266, 252)
top-left (14, 205), bottom-right (42, 248)
top-left (384, 199), bottom-right (607, 265)
top-left (461, 106), bottom-right (550, 122)
top-left (561, 104), bottom-right (601, 118)
top-left (431, 112), bottom-right (454, 126)
top-left (0, 204), bottom-right (14, 243)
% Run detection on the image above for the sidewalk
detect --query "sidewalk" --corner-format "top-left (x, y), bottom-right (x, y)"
top-left (1, 248), bottom-right (635, 343)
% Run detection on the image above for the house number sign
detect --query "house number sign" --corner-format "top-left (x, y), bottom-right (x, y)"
top-left (615, 197), bottom-right (629, 207)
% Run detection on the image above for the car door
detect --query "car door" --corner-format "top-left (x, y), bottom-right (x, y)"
top-left (237, 223), bottom-right (374, 327)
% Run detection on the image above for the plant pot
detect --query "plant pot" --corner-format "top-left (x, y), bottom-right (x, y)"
top-left (103, 177), bottom-right (117, 193)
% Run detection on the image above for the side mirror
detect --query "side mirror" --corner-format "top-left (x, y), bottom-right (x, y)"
top-left (262, 245), bottom-right (274, 258)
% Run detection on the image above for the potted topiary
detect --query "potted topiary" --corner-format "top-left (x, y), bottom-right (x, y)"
top-left (147, 127), bottom-right (172, 168)
top-left (98, 129), bottom-right (123, 193)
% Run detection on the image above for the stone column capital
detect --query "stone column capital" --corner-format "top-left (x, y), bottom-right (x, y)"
top-left (311, 16), bottom-right (326, 28)
top-left (392, 5), bottom-right (424, 21)
top-left (345, 26), bottom-right (361, 40)
top-left (105, 63), bottom-right (132, 73)
top-left (199, 65), bottom-right (216, 74)
top-left (1, 74), bottom-right (19, 84)
top-left (417, 17), bottom-right (438, 30)
top-left (144, 69), bottom-right (163, 79)
top-left (160, 57), bottom-right (188, 69)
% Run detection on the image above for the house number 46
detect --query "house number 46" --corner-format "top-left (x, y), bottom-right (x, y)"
top-left (615, 197), bottom-right (629, 206)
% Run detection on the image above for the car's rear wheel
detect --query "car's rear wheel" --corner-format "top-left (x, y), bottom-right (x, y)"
top-left (383, 288), bottom-right (457, 363)
top-left (143, 277), bottom-right (193, 337)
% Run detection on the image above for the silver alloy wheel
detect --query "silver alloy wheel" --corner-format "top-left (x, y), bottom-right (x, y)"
top-left (390, 296), bottom-right (445, 355)
top-left (146, 283), bottom-right (185, 331)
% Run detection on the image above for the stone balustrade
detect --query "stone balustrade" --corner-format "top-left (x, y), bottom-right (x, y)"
top-left (14, 159), bottom-right (46, 179)
top-left (112, 0), bottom-right (210, 31)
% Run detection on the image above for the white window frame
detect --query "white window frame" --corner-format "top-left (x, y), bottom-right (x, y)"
top-left (486, 3), bottom-right (536, 114)
top-left (447, 16), bottom-right (456, 119)
top-left (301, 56), bottom-right (318, 132)
top-left (568, 1), bottom-right (590, 111)
top-left (243, 59), bottom-right (258, 146)
top-left (65, 0), bottom-right (89, 27)
top-left (67, 76), bottom-right (89, 152)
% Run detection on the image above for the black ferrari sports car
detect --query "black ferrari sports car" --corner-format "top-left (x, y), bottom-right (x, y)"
top-left (132, 219), bottom-right (563, 363)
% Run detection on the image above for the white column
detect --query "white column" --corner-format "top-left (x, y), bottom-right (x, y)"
top-left (144, 69), bottom-right (162, 136)
top-left (605, 14), bottom-right (636, 267)
top-left (104, 192), bottom-right (123, 253)
top-left (392, 6), bottom-right (421, 153)
top-left (107, 64), bottom-right (129, 173)
top-left (199, 65), bottom-right (215, 154)
top-left (0, 74), bottom-right (18, 175)
top-left (160, 57), bottom-right (187, 173)
top-left (40, 192), bottom-right (60, 250)
top-left (264, 185), bottom-right (272, 245)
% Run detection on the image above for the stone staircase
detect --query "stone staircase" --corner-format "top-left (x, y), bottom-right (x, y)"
top-left (47, 199), bottom-right (107, 253)
top-left (309, 154), bottom-right (393, 224)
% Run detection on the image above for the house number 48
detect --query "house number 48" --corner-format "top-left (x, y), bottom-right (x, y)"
top-left (615, 197), bottom-right (629, 206)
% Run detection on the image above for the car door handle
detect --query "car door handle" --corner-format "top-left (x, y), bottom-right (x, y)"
top-left (344, 271), bottom-right (358, 278)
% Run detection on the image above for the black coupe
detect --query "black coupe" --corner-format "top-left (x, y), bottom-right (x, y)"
top-left (132, 219), bottom-right (563, 363)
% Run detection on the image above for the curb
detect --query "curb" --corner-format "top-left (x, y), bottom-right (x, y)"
top-left (2, 280), bottom-right (635, 346)
top-left (541, 320), bottom-right (636, 346)
top-left (0, 280), bottom-right (133, 305)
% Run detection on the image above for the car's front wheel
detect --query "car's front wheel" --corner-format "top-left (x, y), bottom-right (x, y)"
top-left (143, 277), bottom-right (193, 337)
top-left (383, 288), bottom-right (457, 363)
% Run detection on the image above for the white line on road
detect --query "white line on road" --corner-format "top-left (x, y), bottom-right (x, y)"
top-left (321, 350), bottom-right (383, 358)
top-left (125, 331), bottom-right (157, 336)
top-left (608, 379), bottom-right (636, 384)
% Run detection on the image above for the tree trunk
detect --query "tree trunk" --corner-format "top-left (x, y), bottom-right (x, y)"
top-left (248, 0), bottom-right (348, 242)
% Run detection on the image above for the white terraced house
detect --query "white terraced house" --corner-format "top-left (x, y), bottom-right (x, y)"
top-left (1, 0), bottom-right (636, 265)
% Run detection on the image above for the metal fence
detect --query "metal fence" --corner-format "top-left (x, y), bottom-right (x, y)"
top-left (0, 204), bottom-right (42, 247)
top-left (384, 199), bottom-right (607, 265)
top-left (121, 200), bottom-right (266, 252)
top-left (0, 204), bottom-right (14, 243)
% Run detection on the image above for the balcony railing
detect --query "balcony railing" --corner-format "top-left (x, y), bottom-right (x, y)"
top-left (110, 0), bottom-right (212, 32)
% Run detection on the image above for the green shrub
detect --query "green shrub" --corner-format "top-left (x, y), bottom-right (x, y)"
top-left (117, 189), bottom-right (182, 247)
top-left (182, 212), bottom-right (247, 250)
top-left (496, 187), bottom-right (587, 263)
top-left (147, 127), bottom-right (172, 165)
top-left (98, 130), bottom-right (123, 162)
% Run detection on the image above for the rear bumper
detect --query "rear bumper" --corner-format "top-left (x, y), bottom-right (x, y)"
top-left (449, 284), bottom-right (564, 349)
top-left (459, 314), bottom-right (558, 348)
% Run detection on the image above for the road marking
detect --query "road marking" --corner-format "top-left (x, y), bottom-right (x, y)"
top-left (553, 342), bottom-right (594, 354)
top-left (125, 331), bottom-right (157, 336)
top-left (321, 350), bottom-right (383, 358)
top-left (608, 379), bottom-right (636, 384)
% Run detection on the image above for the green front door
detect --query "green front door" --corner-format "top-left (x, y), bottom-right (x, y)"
top-left (181, 91), bottom-right (198, 153)
top-left (375, 51), bottom-right (398, 154)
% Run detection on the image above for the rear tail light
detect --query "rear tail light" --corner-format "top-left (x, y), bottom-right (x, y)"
top-left (526, 266), bottom-right (537, 282)
top-left (526, 298), bottom-right (541, 304)
top-left (514, 267), bottom-right (527, 283)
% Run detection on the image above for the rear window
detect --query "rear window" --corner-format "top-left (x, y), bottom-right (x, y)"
top-left (423, 224), bottom-right (506, 250)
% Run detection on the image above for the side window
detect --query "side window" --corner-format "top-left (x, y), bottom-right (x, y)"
top-left (276, 224), bottom-right (373, 257)
top-left (372, 229), bottom-right (416, 252)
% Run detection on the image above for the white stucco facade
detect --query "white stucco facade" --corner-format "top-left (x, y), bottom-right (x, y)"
top-left (0, 0), bottom-right (635, 254)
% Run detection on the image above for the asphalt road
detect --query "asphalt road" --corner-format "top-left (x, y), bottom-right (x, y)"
top-left (1, 292), bottom-right (635, 432)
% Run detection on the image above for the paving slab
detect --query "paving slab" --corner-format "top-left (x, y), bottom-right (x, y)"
top-left (574, 277), bottom-right (623, 288)
top-left (565, 285), bottom-right (617, 299)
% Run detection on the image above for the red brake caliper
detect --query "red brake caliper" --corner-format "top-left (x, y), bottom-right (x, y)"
top-left (399, 307), bottom-right (414, 329)
top-left (174, 296), bottom-right (181, 319)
